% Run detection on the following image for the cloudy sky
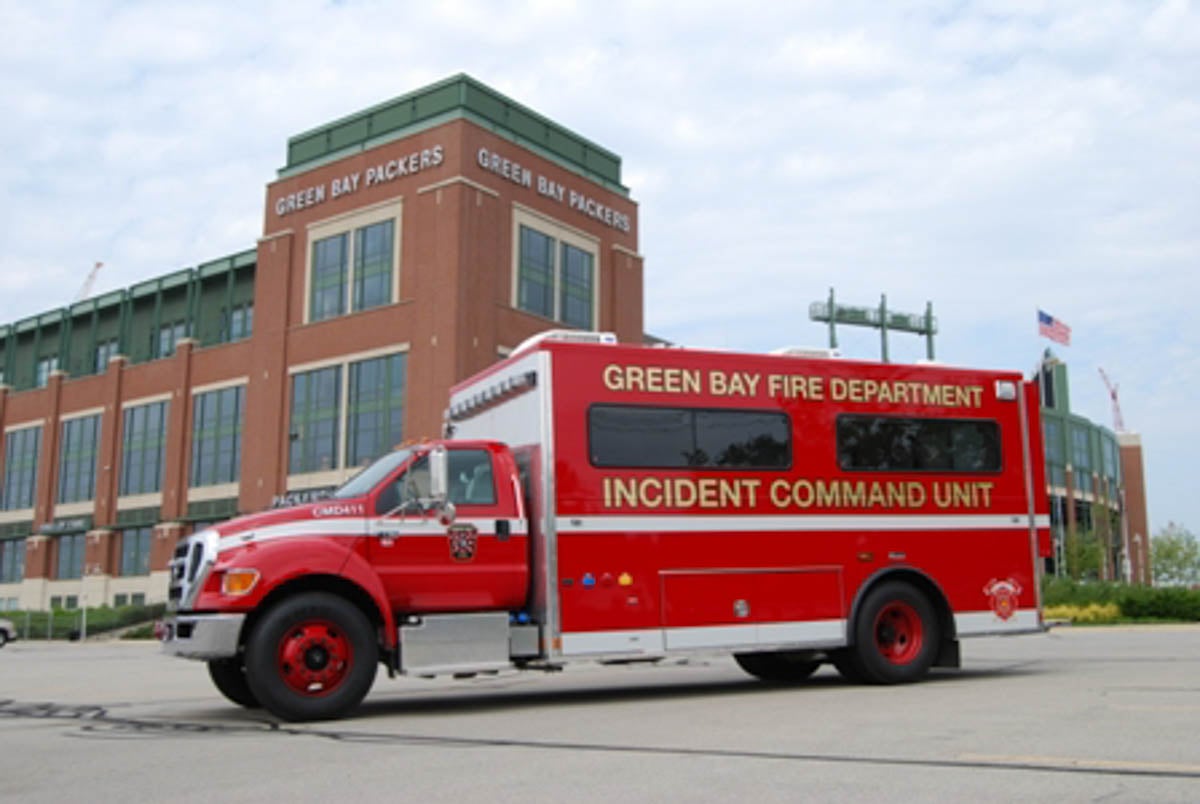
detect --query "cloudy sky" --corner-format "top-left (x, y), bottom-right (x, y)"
top-left (1, 1), bottom-right (1196, 534)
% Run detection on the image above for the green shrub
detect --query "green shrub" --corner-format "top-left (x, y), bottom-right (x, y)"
top-left (1041, 577), bottom-right (1124, 607)
top-left (1, 603), bottom-right (166, 639)
top-left (1117, 586), bottom-right (1200, 621)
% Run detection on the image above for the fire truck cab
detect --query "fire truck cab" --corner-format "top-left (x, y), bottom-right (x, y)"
top-left (160, 332), bottom-right (1050, 721)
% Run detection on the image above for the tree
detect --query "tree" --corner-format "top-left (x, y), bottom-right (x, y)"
top-left (1151, 522), bottom-right (1200, 587)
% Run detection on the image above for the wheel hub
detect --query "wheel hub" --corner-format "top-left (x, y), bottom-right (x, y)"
top-left (874, 601), bottom-right (923, 665)
top-left (277, 620), bottom-right (351, 696)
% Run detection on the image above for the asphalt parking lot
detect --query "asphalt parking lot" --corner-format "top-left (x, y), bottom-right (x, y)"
top-left (1, 625), bottom-right (1198, 802)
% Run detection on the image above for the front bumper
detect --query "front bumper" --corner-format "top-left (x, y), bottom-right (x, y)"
top-left (158, 613), bottom-right (246, 660)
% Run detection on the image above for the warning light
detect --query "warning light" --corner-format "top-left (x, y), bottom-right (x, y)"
top-left (618, 572), bottom-right (633, 587)
top-left (581, 573), bottom-right (596, 588)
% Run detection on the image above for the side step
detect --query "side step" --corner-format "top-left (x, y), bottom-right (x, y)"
top-left (398, 612), bottom-right (541, 675)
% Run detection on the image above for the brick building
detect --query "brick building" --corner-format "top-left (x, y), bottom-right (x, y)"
top-left (0, 75), bottom-right (643, 610)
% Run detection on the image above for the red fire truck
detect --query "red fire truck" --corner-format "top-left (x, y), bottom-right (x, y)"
top-left (159, 332), bottom-right (1050, 721)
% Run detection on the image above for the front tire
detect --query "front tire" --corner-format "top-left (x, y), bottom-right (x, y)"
top-left (207, 657), bottom-right (260, 708)
top-left (244, 593), bottom-right (378, 722)
top-left (848, 581), bottom-right (939, 684)
top-left (734, 650), bottom-right (821, 682)
top-left (0, 632), bottom-right (9, 648)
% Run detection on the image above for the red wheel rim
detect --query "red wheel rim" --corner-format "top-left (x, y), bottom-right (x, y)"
top-left (873, 601), bottom-right (923, 665)
top-left (276, 619), bottom-right (352, 696)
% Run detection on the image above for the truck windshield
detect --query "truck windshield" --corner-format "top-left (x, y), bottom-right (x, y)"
top-left (331, 448), bottom-right (416, 499)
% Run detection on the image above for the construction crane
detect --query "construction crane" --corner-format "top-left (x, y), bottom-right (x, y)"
top-left (74, 261), bottom-right (103, 303)
top-left (1098, 367), bottom-right (1125, 432)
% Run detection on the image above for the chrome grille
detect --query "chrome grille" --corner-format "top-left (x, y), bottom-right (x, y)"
top-left (166, 530), bottom-right (219, 611)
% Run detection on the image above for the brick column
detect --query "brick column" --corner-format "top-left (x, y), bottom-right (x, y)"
top-left (1119, 433), bottom-right (1150, 585)
top-left (33, 370), bottom-right (67, 530)
top-left (161, 340), bottom-right (196, 522)
top-left (240, 232), bottom-right (295, 514)
top-left (91, 356), bottom-right (126, 529)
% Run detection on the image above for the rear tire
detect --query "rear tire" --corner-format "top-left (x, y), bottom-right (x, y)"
top-left (207, 657), bottom-right (260, 708)
top-left (734, 650), bottom-right (821, 683)
top-left (849, 581), bottom-right (939, 684)
top-left (244, 592), bottom-right (378, 722)
top-left (829, 648), bottom-right (867, 683)
top-left (0, 632), bottom-right (9, 648)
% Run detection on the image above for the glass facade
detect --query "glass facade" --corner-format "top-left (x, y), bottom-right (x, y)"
top-left (120, 401), bottom-right (168, 495)
top-left (156, 321), bottom-right (187, 358)
top-left (191, 386), bottom-right (245, 486)
top-left (347, 353), bottom-right (407, 467)
top-left (94, 338), bottom-right (119, 373)
top-left (353, 220), bottom-right (394, 312)
top-left (289, 366), bottom-right (342, 473)
top-left (310, 233), bottom-right (348, 322)
top-left (290, 353), bottom-right (409, 474)
top-left (1, 425), bottom-right (40, 511)
top-left (516, 224), bottom-right (595, 327)
top-left (310, 218), bottom-right (395, 323)
top-left (120, 527), bottom-right (153, 576)
top-left (55, 533), bottom-right (84, 580)
top-left (225, 303), bottom-right (253, 341)
top-left (36, 356), bottom-right (58, 387)
top-left (0, 538), bottom-right (25, 583)
top-left (58, 415), bottom-right (101, 503)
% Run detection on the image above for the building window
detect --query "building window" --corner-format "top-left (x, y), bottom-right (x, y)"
top-left (131, 592), bottom-right (145, 606)
top-left (589, 405), bottom-right (791, 469)
top-left (1, 425), bottom-right (41, 511)
top-left (55, 533), bottom-right (84, 580)
top-left (1071, 426), bottom-right (1092, 494)
top-left (114, 593), bottom-right (128, 607)
top-left (58, 414), bottom-right (101, 503)
top-left (354, 221), bottom-right (394, 312)
top-left (310, 219), bottom-right (396, 322)
top-left (289, 352), bottom-right (408, 475)
top-left (155, 321), bottom-right (187, 358)
top-left (0, 538), bottom-right (25, 583)
top-left (94, 338), bottom-right (119, 373)
top-left (121, 401), bottom-right (168, 496)
top-left (191, 386), bottom-right (245, 487)
top-left (290, 366), bottom-right (342, 474)
top-left (224, 303), bottom-right (254, 342)
top-left (120, 526), bottom-right (152, 576)
top-left (36, 356), bottom-right (59, 387)
top-left (310, 233), bottom-right (348, 323)
top-left (1043, 418), bottom-right (1064, 464)
top-left (516, 223), bottom-right (596, 328)
top-left (347, 353), bottom-right (407, 467)
top-left (50, 595), bottom-right (62, 609)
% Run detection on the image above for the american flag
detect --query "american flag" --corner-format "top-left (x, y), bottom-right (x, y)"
top-left (1038, 309), bottom-right (1071, 346)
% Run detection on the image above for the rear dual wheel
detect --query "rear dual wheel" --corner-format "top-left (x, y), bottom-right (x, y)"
top-left (835, 581), bottom-right (939, 685)
top-left (244, 592), bottom-right (378, 722)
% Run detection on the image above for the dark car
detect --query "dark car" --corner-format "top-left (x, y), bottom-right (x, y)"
top-left (0, 618), bottom-right (16, 647)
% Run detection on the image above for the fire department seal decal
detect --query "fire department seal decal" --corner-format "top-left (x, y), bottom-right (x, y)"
top-left (983, 578), bottom-right (1022, 621)
top-left (448, 524), bottom-right (478, 562)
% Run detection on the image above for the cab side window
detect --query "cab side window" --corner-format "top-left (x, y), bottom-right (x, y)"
top-left (448, 449), bottom-right (495, 506)
top-left (376, 457), bottom-right (431, 515)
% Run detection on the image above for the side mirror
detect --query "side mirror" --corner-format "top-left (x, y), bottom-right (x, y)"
top-left (429, 445), bottom-right (449, 503)
top-left (428, 446), bottom-right (456, 525)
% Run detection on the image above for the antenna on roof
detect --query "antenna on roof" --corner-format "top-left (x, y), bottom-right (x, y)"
top-left (74, 261), bottom-right (103, 303)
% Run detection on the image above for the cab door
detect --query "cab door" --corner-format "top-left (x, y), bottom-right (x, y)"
top-left (366, 446), bottom-right (528, 613)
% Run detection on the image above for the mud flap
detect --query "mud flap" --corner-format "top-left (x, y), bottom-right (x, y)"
top-left (935, 638), bottom-right (961, 668)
